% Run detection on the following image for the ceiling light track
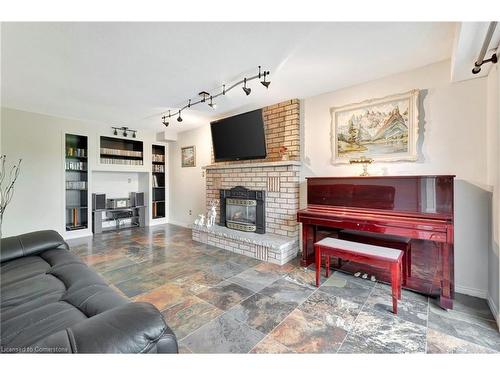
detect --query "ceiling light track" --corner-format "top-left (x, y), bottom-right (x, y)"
top-left (162, 65), bottom-right (271, 127)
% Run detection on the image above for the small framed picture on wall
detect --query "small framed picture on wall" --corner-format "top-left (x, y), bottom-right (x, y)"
top-left (181, 146), bottom-right (196, 167)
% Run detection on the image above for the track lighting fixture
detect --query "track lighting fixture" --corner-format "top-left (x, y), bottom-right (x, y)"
top-left (111, 126), bottom-right (137, 138)
top-left (160, 65), bottom-right (271, 126)
top-left (242, 78), bottom-right (251, 96)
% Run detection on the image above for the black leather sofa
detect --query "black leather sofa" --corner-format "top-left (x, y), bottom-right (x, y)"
top-left (0, 230), bottom-right (178, 353)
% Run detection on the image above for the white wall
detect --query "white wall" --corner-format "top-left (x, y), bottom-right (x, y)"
top-left (302, 60), bottom-right (490, 298)
top-left (0, 107), bottom-right (168, 238)
top-left (486, 63), bottom-right (500, 324)
top-left (168, 125), bottom-right (211, 227)
top-left (92, 171), bottom-right (141, 198)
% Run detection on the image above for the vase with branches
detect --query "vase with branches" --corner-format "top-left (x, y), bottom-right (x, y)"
top-left (0, 155), bottom-right (22, 237)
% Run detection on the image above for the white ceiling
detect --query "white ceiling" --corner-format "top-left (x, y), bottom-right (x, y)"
top-left (1, 22), bottom-right (456, 133)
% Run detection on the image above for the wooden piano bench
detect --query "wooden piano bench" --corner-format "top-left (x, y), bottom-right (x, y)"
top-left (314, 237), bottom-right (403, 314)
top-left (338, 229), bottom-right (412, 285)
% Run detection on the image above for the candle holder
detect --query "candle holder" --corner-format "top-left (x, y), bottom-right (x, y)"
top-left (349, 156), bottom-right (374, 176)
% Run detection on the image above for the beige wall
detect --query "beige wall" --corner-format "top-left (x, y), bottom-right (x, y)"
top-left (302, 60), bottom-right (490, 298)
top-left (168, 125), bottom-right (212, 227)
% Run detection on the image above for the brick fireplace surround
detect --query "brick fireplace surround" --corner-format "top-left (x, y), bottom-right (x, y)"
top-left (192, 99), bottom-right (301, 265)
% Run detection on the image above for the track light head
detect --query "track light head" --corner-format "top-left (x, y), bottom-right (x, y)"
top-left (198, 91), bottom-right (210, 102)
top-left (113, 128), bottom-right (118, 136)
top-left (123, 129), bottom-right (128, 137)
top-left (177, 111), bottom-right (183, 122)
top-left (208, 96), bottom-right (216, 109)
top-left (162, 116), bottom-right (169, 127)
top-left (242, 78), bottom-right (251, 96)
top-left (261, 71), bottom-right (270, 88)
top-left (132, 131), bottom-right (136, 138)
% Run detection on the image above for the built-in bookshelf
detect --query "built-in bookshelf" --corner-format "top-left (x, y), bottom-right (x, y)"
top-left (65, 134), bottom-right (88, 231)
top-left (100, 136), bottom-right (144, 166)
top-left (152, 145), bottom-right (166, 219)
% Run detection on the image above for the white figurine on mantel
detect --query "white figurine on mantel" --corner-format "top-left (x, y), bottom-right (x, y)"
top-left (206, 199), bottom-right (219, 228)
top-left (197, 214), bottom-right (205, 227)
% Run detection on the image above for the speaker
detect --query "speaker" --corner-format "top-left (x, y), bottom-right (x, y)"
top-left (130, 192), bottom-right (145, 207)
top-left (92, 193), bottom-right (106, 210)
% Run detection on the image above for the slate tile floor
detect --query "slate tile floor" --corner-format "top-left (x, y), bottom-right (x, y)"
top-left (67, 224), bottom-right (500, 354)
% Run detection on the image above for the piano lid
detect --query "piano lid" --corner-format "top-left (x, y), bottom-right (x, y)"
top-left (306, 175), bottom-right (454, 217)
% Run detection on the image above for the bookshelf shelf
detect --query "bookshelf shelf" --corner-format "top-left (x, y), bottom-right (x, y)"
top-left (152, 144), bottom-right (166, 219)
top-left (100, 136), bottom-right (144, 166)
top-left (65, 134), bottom-right (88, 232)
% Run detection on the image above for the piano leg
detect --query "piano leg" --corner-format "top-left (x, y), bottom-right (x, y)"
top-left (300, 224), bottom-right (315, 267)
top-left (439, 242), bottom-right (454, 309)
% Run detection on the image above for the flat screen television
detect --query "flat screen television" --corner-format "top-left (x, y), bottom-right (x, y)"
top-left (210, 109), bottom-right (267, 162)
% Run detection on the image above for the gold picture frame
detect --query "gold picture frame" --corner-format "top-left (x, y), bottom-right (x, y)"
top-left (181, 146), bottom-right (196, 167)
top-left (331, 89), bottom-right (419, 164)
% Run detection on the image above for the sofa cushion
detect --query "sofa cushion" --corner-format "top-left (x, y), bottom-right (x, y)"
top-left (0, 245), bottom-right (128, 349)
top-left (1, 301), bottom-right (87, 348)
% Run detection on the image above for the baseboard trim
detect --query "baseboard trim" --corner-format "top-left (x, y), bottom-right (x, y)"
top-left (168, 220), bottom-right (191, 228)
top-left (455, 285), bottom-right (488, 299)
top-left (149, 219), bottom-right (169, 227)
top-left (487, 294), bottom-right (500, 331)
top-left (63, 230), bottom-right (92, 240)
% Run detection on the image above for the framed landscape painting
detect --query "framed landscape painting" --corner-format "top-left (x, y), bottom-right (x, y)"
top-left (331, 89), bottom-right (419, 164)
top-left (181, 146), bottom-right (196, 167)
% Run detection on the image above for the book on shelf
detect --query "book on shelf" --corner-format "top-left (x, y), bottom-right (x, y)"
top-left (100, 158), bottom-right (144, 166)
top-left (66, 147), bottom-right (86, 157)
top-left (153, 175), bottom-right (159, 187)
top-left (152, 164), bottom-right (164, 173)
top-left (100, 147), bottom-right (143, 158)
top-left (66, 181), bottom-right (87, 190)
top-left (65, 160), bottom-right (87, 171)
top-left (152, 154), bottom-right (164, 162)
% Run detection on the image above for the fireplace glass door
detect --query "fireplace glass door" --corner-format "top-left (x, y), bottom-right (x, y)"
top-left (225, 198), bottom-right (257, 232)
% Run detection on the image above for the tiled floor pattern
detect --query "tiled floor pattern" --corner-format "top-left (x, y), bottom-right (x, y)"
top-left (67, 224), bottom-right (500, 354)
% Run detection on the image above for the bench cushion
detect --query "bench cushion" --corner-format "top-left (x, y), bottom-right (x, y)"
top-left (315, 237), bottom-right (403, 261)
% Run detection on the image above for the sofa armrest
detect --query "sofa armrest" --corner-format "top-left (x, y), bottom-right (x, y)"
top-left (0, 230), bottom-right (68, 263)
top-left (29, 302), bottom-right (178, 354)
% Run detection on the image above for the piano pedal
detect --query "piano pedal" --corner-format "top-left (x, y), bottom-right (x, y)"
top-left (370, 275), bottom-right (377, 282)
top-left (354, 272), bottom-right (361, 277)
top-left (362, 273), bottom-right (368, 279)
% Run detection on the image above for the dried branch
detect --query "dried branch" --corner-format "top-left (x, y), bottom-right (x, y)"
top-left (0, 155), bottom-right (22, 228)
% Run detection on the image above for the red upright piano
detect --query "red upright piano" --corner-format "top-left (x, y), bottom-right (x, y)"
top-left (297, 175), bottom-right (455, 309)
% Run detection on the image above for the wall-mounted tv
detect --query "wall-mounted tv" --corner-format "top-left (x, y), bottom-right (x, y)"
top-left (210, 109), bottom-right (267, 162)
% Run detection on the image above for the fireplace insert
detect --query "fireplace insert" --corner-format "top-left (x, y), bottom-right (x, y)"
top-left (220, 186), bottom-right (265, 233)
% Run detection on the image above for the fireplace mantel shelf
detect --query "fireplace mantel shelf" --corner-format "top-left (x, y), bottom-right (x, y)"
top-left (202, 160), bottom-right (301, 170)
